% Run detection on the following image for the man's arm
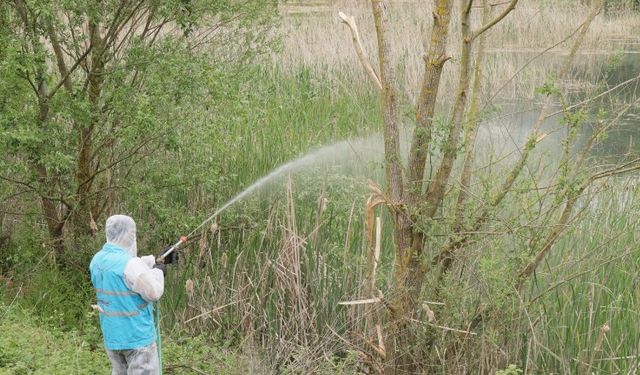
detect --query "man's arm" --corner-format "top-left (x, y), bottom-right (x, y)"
top-left (123, 257), bottom-right (165, 302)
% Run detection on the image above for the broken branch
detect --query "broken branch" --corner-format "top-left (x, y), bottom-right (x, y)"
top-left (338, 11), bottom-right (382, 91)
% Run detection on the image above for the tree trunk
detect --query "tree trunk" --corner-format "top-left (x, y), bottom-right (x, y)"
top-left (35, 62), bottom-right (67, 256)
top-left (73, 20), bottom-right (105, 236)
top-left (363, 0), bottom-right (522, 372)
top-left (407, 0), bottom-right (454, 202)
top-left (454, 0), bottom-right (489, 227)
top-left (370, 1), bottom-right (420, 372)
top-left (424, 0), bottom-right (473, 220)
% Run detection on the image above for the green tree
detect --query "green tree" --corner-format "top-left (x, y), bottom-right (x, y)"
top-left (0, 0), bottom-right (277, 257)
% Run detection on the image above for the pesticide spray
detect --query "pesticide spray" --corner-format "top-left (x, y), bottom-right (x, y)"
top-left (157, 135), bottom-right (388, 262)
top-left (153, 132), bottom-right (409, 373)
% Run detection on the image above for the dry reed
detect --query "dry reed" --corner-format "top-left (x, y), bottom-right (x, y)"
top-left (276, 0), bottom-right (640, 100)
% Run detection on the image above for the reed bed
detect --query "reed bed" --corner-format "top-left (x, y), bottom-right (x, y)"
top-left (159, 163), bottom-right (640, 373)
top-left (277, 0), bottom-right (640, 101)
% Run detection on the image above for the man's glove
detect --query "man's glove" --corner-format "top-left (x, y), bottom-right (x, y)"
top-left (158, 245), bottom-right (178, 265)
top-left (153, 262), bottom-right (167, 277)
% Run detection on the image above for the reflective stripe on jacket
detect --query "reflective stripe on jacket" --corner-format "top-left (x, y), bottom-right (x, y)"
top-left (90, 243), bottom-right (156, 350)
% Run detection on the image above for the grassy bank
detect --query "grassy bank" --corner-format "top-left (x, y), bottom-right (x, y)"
top-left (0, 302), bottom-right (259, 374)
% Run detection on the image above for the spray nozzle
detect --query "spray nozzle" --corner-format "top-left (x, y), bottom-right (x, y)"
top-left (157, 235), bottom-right (188, 263)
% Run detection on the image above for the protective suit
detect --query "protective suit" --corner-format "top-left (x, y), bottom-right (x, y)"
top-left (90, 215), bottom-right (164, 375)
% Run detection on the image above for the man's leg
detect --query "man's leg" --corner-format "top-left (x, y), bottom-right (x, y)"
top-left (105, 349), bottom-right (128, 375)
top-left (125, 342), bottom-right (159, 375)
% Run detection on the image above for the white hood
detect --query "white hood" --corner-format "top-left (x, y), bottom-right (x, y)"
top-left (105, 215), bottom-right (138, 256)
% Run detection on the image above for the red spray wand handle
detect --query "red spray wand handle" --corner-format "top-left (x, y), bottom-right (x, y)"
top-left (157, 236), bottom-right (188, 263)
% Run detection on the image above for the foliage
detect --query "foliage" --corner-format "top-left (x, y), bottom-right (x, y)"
top-left (0, 0), bottom-right (279, 251)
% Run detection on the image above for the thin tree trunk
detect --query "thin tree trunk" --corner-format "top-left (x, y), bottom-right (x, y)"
top-left (371, 1), bottom-right (403, 205)
top-left (454, 0), bottom-right (489, 227)
top-left (371, 1), bottom-right (420, 373)
top-left (407, 0), bottom-right (453, 205)
top-left (424, 0), bottom-right (474, 220)
top-left (400, 7), bottom-right (456, 349)
top-left (74, 20), bottom-right (105, 236)
top-left (31, 27), bottom-right (68, 256)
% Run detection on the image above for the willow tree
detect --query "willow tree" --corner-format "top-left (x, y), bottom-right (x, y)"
top-left (340, 0), bottom-right (638, 372)
top-left (0, 0), bottom-right (276, 256)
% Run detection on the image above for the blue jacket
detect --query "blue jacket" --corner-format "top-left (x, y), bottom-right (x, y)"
top-left (90, 243), bottom-right (156, 350)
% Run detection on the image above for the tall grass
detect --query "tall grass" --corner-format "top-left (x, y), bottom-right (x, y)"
top-left (531, 180), bottom-right (640, 374)
top-left (157, 161), bottom-right (640, 373)
top-left (160, 175), bottom-right (373, 371)
top-left (129, 67), bottom-right (388, 372)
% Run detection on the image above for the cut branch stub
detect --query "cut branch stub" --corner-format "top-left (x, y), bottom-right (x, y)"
top-left (338, 11), bottom-right (383, 91)
top-left (366, 181), bottom-right (388, 245)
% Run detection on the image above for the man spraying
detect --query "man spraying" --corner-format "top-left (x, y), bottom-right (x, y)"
top-left (90, 215), bottom-right (175, 375)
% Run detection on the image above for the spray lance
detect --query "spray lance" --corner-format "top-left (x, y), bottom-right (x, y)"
top-left (153, 237), bottom-right (189, 375)
top-left (156, 209), bottom-right (221, 264)
top-left (156, 236), bottom-right (188, 264)
top-left (155, 230), bottom-right (210, 263)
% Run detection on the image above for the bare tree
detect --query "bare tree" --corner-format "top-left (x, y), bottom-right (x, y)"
top-left (340, 0), bottom-right (639, 372)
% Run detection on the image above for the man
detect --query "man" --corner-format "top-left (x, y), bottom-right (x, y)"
top-left (90, 215), bottom-right (173, 375)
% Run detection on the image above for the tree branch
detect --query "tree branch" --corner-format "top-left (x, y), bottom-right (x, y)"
top-left (516, 194), bottom-right (580, 289)
top-left (470, 0), bottom-right (518, 41)
top-left (453, 0), bottom-right (490, 228)
top-left (547, 73), bottom-right (640, 119)
top-left (338, 11), bottom-right (382, 91)
top-left (46, 22), bottom-right (73, 93)
top-left (107, 0), bottom-right (147, 57)
top-left (76, 134), bottom-right (161, 192)
top-left (460, 0), bottom-right (603, 240)
top-left (0, 174), bottom-right (72, 210)
top-left (48, 45), bottom-right (93, 99)
top-left (591, 158), bottom-right (640, 181)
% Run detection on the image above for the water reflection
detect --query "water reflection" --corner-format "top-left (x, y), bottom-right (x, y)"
top-left (479, 51), bottom-right (639, 164)
top-left (589, 52), bottom-right (640, 160)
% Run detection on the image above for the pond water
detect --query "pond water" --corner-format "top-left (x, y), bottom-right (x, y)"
top-left (479, 51), bottom-right (640, 164)
top-left (589, 52), bottom-right (640, 159)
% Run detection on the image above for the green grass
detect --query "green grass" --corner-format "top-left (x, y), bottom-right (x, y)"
top-left (0, 304), bottom-right (109, 374)
top-left (0, 302), bottom-right (260, 374)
